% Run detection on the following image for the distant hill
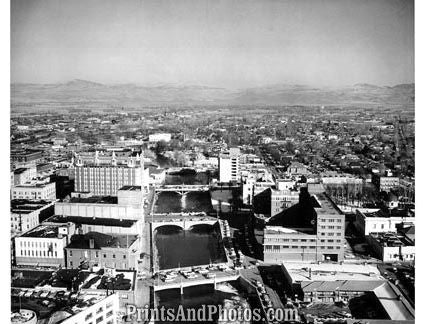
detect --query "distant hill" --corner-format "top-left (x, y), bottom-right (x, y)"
top-left (11, 79), bottom-right (414, 110)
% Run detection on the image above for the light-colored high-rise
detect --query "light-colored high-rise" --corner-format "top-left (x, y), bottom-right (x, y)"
top-left (74, 151), bottom-right (146, 196)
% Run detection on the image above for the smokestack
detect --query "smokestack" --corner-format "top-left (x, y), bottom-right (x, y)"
top-left (89, 238), bottom-right (95, 249)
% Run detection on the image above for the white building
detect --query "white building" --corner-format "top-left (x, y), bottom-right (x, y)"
top-left (14, 223), bottom-right (76, 267)
top-left (148, 133), bottom-right (172, 142)
top-left (354, 209), bottom-right (415, 236)
top-left (366, 232), bottom-right (415, 262)
top-left (55, 187), bottom-right (144, 222)
top-left (11, 182), bottom-right (56, 201)
top-left (219, 148), bottom-right (240, 182)
top-left (11, 200), bottom-right (55, 234)
top-left (58, 293), bottom-right (119, 324)
top-left (13, 167), bottom-right (37, 185)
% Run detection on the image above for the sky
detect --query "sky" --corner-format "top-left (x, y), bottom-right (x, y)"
top-left (11, 0), bottom-right (414, 88)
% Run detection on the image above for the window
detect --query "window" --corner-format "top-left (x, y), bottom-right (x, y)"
top-left (96, 316), bottom-right (103, 324)
top-left (106, 310), bottom-right (113, 318)
top-left (112, 254), bottom-right (116, 259)
top-left (95, 251), bottom-right (99, 258)
top-left (103, 254), bottom-right (107, 258)
top-left (292, 246), bottom-right (298, 249)
top-left (85, 313), bottom-right (93, 321)
top-left (381, 224), bottom-right (385, 229)
top-left (69, 251), bottom-right (72, 257)
top-left (123, 255), bottom-right (126, 259)
top-left (70, 261), bottom-right (73, 267)
top-left (96, 307), bottom-right (103, 314)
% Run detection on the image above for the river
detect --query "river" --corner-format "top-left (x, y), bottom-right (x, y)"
top-left (154, 225), bottom-right (226, 270)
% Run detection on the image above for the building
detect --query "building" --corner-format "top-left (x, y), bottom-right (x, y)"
top-left (11, 310), bottom-right (37, 324)
top-left (373, 174), bottom-right (400, 192)
top-left (280, 263), bottom-right (414, 321)
top-left (14, 223), bottom-right (76, 267)
top-left (148, 133), bottom-right (172, 142)
top-left (11, 199), bottom-right (55, 234)
top-left (366, 232), bottom-right (415, 262)
top-left (354, 209), bottom-right (415, 236)
top-left (242, 176), bottom-right (275, 205)
top-left (11, 291), bottom-right (119, 324)
top-left (13, 167), bottom-right (37, 185)
top-left (270, 180), bottom-right (300, 216)
top-left (219, 148), bottom-right (240, 182)
top-left (264, 189), bottom-right (345, 262)
top-left (65, 232), bottom-right (140, 270)
top-left (55, 186), bottom-right (144, 222)
top-left (286, 162), bottom-right (308, 176)
top-left (74, 152), bottom-right (147, 196)
top-left (11, 182), bottom-right (56, 201)
top-left (11, 149), bottom-right (43, 164)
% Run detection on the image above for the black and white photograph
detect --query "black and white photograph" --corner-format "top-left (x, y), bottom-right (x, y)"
top-left (7, 0), bottom-right (419, 323)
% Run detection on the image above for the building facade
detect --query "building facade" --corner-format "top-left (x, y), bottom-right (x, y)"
top-left (219, 148), bottom-right (240, 182)
top-left (14, 223), bottom-right (75, 267)
top-left (65, 232), bottom-right (140, 270)
top-left (264, 193), bottom-right (345, 263)
top-left (354, 209), bottom-right (415, 236)
top-left (11, 182), bottom-right (56, 201)
top-left (74, 163), bottom-right (144, 196)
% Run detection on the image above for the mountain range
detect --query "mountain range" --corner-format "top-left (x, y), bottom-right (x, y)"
top-left (11, 80), bottom-right (414, 109)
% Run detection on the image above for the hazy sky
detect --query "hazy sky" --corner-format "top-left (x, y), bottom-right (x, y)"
top-left (11, 0), bottom-right (414, 88)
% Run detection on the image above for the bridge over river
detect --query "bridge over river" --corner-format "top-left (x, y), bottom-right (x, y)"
top-left (151, 217), bottom-right (218, 231)
top-left (155, 184), bottom-right (210, 195)
top-left (154, 272), bottom-right (240, 294)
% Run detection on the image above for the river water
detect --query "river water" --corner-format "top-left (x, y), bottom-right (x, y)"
top-left (153, 171), bottom-right (241, 324)
top-left (154, 225), bottom-right (226, 270)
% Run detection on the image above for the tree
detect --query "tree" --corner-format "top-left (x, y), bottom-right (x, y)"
top-left (154, 140), bottom-right (168, 155)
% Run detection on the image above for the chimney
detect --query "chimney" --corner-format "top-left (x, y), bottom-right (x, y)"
top-left (89, 238), bottom-right (95, 249)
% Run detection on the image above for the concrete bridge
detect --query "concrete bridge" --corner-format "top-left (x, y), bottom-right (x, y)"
top-left (155, 184), bottom-right (210, 195)
top-left (153, 273), bottom-right (240, 294)
top-left (151, 218), bottom-right (218, 231)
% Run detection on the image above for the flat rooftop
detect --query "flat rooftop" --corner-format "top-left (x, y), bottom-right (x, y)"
top-left (67, 232), bottom-right (138, 249)
top-left (360, 208), bottom-right (414, 218)
top-left (313, 193), bottom-right (343, 216)
top-left (11, 289), bottom-right (113, 322)
top-left (21, 225), bottom-right (60, 238)
top-left (11, 199), bottom-right (53, 212)
top-left (285, 263), bottom-right (384, 282)
top-left (369, 232), bottom-right (413, 247)
top-left (14, 182), bottom-right (54, 188)
top-left (47, 215), bottom-right (137, 228)
top-left (68, 196), bottom-right (118, 204)
top-left (119, 185), bottom-right (141, 191)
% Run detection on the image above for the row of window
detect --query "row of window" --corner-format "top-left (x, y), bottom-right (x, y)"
top-left (69, 250), bottom-right (126, 259)
top-left (319, 218), bottom-right (343, 223)
top-left (320, 226), bottom-right (343, 230)
top-left (20, 250), bottom-right (57, 257)
top-left (20, 241), bottom-right (56, 248)
top-left (265, 245), bottom-right (341, 251)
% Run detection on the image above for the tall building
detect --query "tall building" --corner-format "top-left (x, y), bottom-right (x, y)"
top-left (74, 151), bottom-right (147, 196)
top-left (219, 148), bottom-right (240, 182)
top-left (264, 189), bottom-right (345, 263)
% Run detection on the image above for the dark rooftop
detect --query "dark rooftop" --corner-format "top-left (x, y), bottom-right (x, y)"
top-left (46, 215), bottom-right (137, 228)
top-left (68, 196), bottom-right (118, 204)
top-left (21, 225), bottom-right (60, 238)
top-left (119, 185), bottom-right (141, 191)
top-left (66, 232), bottom-right (138, 249)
